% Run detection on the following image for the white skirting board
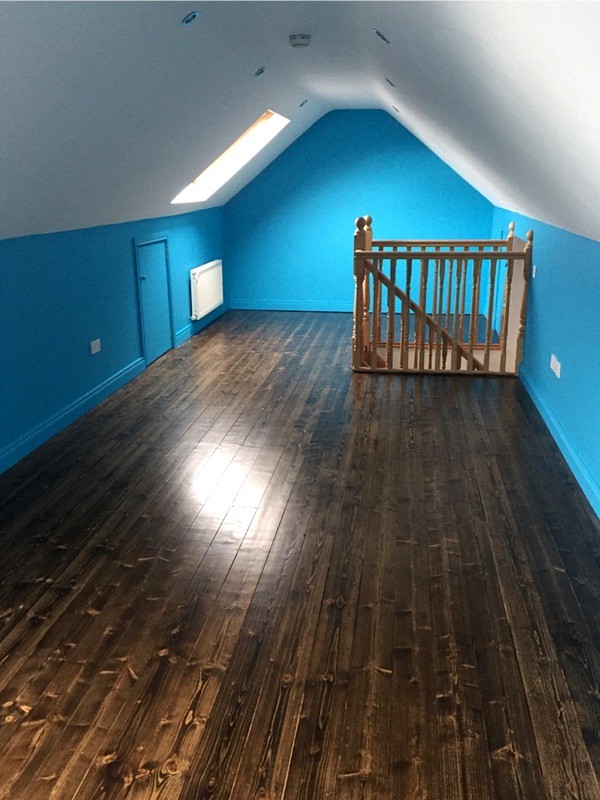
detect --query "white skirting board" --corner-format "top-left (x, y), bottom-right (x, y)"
top-left (190, 259), bottom-right (223, 321)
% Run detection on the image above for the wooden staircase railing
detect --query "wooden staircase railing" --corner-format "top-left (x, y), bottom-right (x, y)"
top-left (352, 216), bottom-right (533, 375)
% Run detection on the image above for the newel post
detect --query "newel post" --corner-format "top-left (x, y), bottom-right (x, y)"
top-left (506, 220), bottom-right (515, 251)
top-left (499, 221), bottom-right (516, 373)
top-left (353, 215), bottom-right (373, 369)
top-left (516, 229), bottom-right (534, 372)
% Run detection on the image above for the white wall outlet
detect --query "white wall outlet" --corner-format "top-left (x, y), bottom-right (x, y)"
top-left (90, 338), bottom-right (101, 355)
top-left (532, 264), bottom-right (537, 278)
top-left (550, 354), bottom-right (561, 378)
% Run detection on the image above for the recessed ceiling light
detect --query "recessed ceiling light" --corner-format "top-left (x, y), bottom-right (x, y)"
top-left (289, 34), bottom-right (311, 48)
top-left (373, 28), bottom-right (390, 44)
top-left (181, 11), bottom-right (199, 26)
top-left (299, 99), bottom-right (308, 107)
top-left (254, 67), bottom-right (265, 77)
top-left (172, 110), bottom-right (291, 204)
top-left (385, 77), bottom-right (396, 88)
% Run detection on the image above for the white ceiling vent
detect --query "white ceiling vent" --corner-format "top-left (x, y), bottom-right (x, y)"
top-left (289, 34), bottom-right (311, 48)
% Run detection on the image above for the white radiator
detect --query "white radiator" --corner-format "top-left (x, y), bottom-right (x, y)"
top-left (190, 259), bottom-right (223, 321)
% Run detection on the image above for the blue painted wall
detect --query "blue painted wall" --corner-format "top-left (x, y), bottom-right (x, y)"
top-left (0, 207), bottom-right (225, 473)
top-left (3, 104), bottom-right (597, 526)
top-left (224, 110), bottom-right (495, 311)
top-left (492, 207), bottom-right (600, 517)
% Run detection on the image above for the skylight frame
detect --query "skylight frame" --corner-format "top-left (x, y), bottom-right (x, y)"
top-left (171, 110), bottom-right (290, 204)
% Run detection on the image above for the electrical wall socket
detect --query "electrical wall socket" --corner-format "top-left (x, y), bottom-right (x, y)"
top-left (90, 338), bottom-right (101, 355)
top-left (550, 353), bottom-right (561, 378)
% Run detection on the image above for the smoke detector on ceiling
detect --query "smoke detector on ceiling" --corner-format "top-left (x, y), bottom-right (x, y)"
top-left (289, 34), bottom-right (311, 48)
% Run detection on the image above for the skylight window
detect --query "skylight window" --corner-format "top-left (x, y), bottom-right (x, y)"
top-left (171, 110), bottom-right (290, 204)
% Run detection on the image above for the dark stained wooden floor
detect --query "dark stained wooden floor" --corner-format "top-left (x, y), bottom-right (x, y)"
top-left (1, 310), bottom-right (600, 800)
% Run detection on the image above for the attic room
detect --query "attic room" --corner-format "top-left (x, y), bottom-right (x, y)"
top-left (0, 0), bottom-right (599, 797)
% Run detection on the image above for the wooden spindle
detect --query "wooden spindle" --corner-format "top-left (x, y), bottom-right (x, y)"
top-left (375, 251), bottom-right (384, 347)
top-left (483, 252), bottom-right (498, 370)
top-left (474, 247), bottom-right (483, 343)
top-left (427, 324), bottom-right (434, 369)
top-left (363, 270), bottom-right (371, 362)
top-left (435, 258), bottom-right (445, 370)
top-left (499, 257), bottom-right (514, 374)
top-left (430, 258), bottom-right (439, 369)
top-left (468, 256), bottom-right (482, 371)
top-left (371, 257), bottom-right (381, 369)
top-left (413, 257), bottom-right (422, 369)
top-left (451, 258), bottom-right (462, 370)
top-left (457, 259), bottom-right (467, 368)
top-left (445, 249), bottom-right (454, 333)
top-left (353, 269), bottom-right (364, 369)
top-left (417, 258), bottom-right (429, 370)
top-left (386, 258), bottom-right (396, 368)
top-left (401, 251), bottom-right (412, 370)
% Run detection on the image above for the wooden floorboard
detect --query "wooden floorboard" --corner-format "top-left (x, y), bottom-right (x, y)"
top-left (1, 310), bottom-right (600, 799)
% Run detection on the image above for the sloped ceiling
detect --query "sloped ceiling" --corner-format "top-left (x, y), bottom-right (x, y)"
top-left (1, 1), bottom-right (598, 242)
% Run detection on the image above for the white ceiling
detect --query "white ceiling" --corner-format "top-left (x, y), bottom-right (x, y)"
top-left (1, 1), bottom-right (598, 241)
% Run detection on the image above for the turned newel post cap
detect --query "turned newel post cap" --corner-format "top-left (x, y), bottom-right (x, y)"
top-left (508, 221), bottom-right (515, 237)
top-left (355, 215), bottom-right (372, 232)
top-left (526, 229), bottom-right (534, 246)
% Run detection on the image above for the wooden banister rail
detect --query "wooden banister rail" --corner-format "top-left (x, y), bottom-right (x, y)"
top-left (358, 250), bottom-right (527, 262)
top-left (372, 239), bottom-right (509, 248)
top-left (352, 215), bottom-right (533, 376)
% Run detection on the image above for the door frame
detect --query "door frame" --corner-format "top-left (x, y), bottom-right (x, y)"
top-left (134, 237), bottom-right (175, 366)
